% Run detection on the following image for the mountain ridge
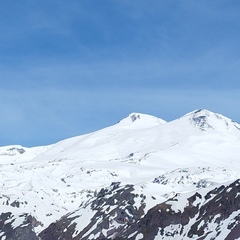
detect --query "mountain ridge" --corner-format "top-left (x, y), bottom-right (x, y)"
top-left (0, 109), bottom-right (240, 239)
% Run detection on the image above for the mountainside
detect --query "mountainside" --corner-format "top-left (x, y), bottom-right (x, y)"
top-left (0, 109), bottom-right (240, 239)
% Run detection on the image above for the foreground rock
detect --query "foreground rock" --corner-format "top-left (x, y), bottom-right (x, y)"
top-left (39, 180), bottom-right (240, 240)
top-left (0, 213), bottom-right (39, 240)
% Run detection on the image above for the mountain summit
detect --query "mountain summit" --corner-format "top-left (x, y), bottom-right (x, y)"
top-left (182, 109), bottom-right (240, 133)
top-left (0, 109), bottom-right (240, 239)
top-left (118, 112), bottom-right (166, 127)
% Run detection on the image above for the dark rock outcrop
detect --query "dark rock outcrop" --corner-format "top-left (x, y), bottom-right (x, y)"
top-left (0, 212), bottom-right (39, 240)
top-left (39, 179), bottom-right (240, 239)
top-left (40, 183), bottom-right (146, 240)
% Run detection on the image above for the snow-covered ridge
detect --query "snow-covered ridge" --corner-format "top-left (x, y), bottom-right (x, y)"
top-left (0, 145), bottom-right (51, 163)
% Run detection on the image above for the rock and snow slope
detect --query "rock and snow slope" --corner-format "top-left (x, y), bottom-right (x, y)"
top-left (0, 109), bottom-right (240, 239)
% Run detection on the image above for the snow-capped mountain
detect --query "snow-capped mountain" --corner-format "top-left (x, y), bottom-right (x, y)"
top-left (0, 109), bottom-right (240, 239)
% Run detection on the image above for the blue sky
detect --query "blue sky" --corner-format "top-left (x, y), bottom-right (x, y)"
top-left (0, 0), bottom-right (240, 146)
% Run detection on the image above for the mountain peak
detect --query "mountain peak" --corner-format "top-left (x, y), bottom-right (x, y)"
top-left (182, 109), bottom-right (239, 132)
top-left (184, 109), bottom-right (212, 117)
top-left (189, 109), bottom-right (213, 130)
top-left (118, 112), bottom-right (166, 127)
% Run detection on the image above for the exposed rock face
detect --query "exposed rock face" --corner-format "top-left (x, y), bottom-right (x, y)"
top-left (0, 212), bottom-right (39, 240)
top-left (39, 183), bottom-right (146, 240)
top-left (0, 180), bottom-right (240, 239)
top-left (121, 180), bottom-right (240, 239)
top-left (39, 180), bottom-right (240, 240)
